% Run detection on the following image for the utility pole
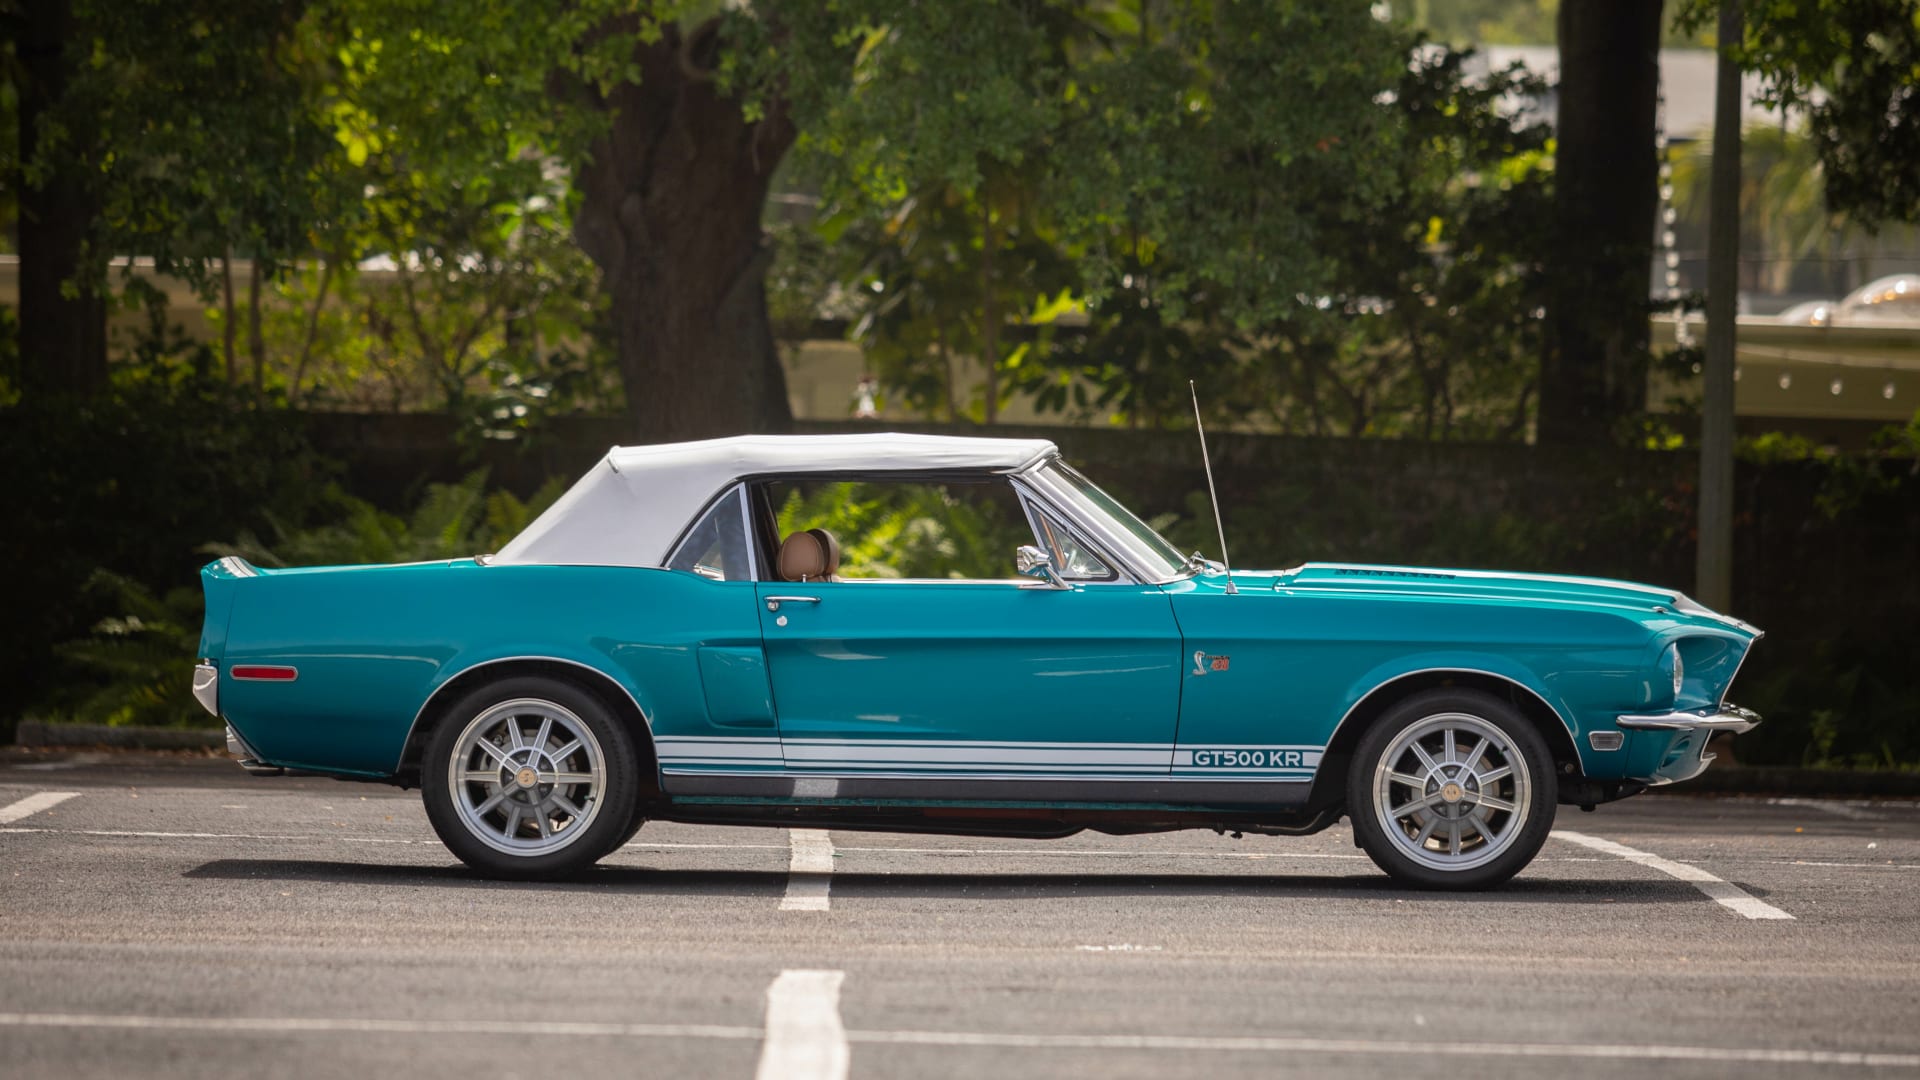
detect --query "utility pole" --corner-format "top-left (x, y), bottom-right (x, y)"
top-left (1696, 0), bottom-right (1742, 611)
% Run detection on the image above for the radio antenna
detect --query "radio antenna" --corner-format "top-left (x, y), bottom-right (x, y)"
top-left (1189, 380), bottom-right (1237, 595)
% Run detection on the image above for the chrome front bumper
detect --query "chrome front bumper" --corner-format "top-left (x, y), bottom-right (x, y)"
top-left (1613, 703), bottom-right (1760, 785)
top-left (1616, 703), bottom-right (1762, 734)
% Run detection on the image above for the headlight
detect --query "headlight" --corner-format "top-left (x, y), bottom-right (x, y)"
top-left (1665, 643), bottom-right (1685, 699)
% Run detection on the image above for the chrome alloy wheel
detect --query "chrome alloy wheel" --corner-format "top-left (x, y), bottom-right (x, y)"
top-left (1371, 712), bottom-right (1533, 873)
top-left (447, 698), bottom-right (606, 856)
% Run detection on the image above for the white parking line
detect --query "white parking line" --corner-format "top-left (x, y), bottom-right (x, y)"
top-left (844, 1029), bottom-right (1919, 1067)
top-left (780, 829), bottom-right (834, 911)
top-left (0, 792), bottom-right (78, 825)
top-left (756, 971), bottom-right (849, 1080)
top-left (1767, 798), bottom-right (1885, 821)
top-left (0, 1012), bottom-right (760, 1039)
top-left (0, 1011), bottom-right (1912, 1069)
top-left (1554, 830), bottom-right (1794, 920)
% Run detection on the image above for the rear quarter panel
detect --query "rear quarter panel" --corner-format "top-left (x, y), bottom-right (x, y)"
top-left (218, 560), bottom-right (760, 776)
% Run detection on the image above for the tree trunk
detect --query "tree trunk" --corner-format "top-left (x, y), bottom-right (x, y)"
top-left (247, 259), bottom-right (266, 405)
top-left (15, 0), bottom-right (108, 400)
top-left (220, 248), bottom-right (238, 384)
top-left (1540, 0), bottom-right (1664, 445)
top-left (979, 197), bottom-right (999, 425)
top-left (568, 21), bottom-right (795, 443)
top-left (1696, 0), bottom-right (1743, 613)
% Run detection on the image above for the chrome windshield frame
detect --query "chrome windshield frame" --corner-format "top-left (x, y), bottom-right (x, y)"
top-left (1011, 454), bottom-right (1195, 586)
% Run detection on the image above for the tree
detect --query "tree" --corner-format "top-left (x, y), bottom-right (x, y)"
top-left (322, 0), bottom-right (832, 440)
top-left (1678, 0), bottom-right (1920, 229)
top-left (1538, 0), bottom-right (1665, 445)
top-left (822, 23), bottom-right (1550, 440)
top-left (814, 1), bottom-right (1415, 430)
top-left (10, 0), bottom-right (107, 398)
top-left (4, 0), bottom-right (338, 402)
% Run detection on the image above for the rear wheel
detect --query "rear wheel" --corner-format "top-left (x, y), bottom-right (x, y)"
top-left (1347, 688), bottom-right (1556, 890)
top-left (422, 676), bottom-right (639, 880)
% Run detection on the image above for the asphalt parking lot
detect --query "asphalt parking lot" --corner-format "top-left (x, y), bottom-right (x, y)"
top-left (3, 748), bottom-right (1917, 1079)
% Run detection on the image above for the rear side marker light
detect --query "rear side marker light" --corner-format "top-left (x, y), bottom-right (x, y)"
top-left (230, 665), bottom-right (299, 682)
top-left (1588, 731), bottom-right (1625, 751)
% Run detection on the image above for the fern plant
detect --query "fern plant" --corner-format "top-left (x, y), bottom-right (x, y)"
top-left (51, 472), bottom-right (569, 729)
top-left (53, 571), bottom-right (209, 728)
top-left (210, 470), bottom-right (567, 567)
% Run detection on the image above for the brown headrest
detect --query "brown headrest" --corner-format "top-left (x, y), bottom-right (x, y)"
top-left (807, 528), bottom-right (842, 577)
top-left (778, 531), bottom-right (829, 581)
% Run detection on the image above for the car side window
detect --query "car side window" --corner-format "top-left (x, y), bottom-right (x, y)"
top-left (763, 475), bottom-right (1036, 580)
top-left (667, 487), bottom-right (755, 581)
top-left (1032, 508), bottom-right (1116, 581)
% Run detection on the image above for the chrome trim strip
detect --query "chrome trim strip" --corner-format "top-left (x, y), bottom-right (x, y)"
top-left (1013, 462), bottom-right (1178, 586)
top-left (218, 556), bottom-right (258, 578)
top-left (1323, 667), bottom-right (1580, 755)
top-left (1717, 633), bottom-right (1764, 707)
top-left (192, 663), bottom-right (218, 717)
top-left (1616, 704), bottom-right (1761, 734)
top-left (737, 484), bottom-right (759, 582)
top-left (399, 655), bottom-right (656, 775)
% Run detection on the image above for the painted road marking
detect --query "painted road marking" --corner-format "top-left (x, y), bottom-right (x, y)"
top-left (0, 1012), bottom-right (1913, 1069)
top-left (0, 1012), bottom-right (760, 1039)
top-left (755, 970), bottom-right (849, 1080)
top-left (1767, 798), bottom-right (1885, 821)
top-left (780, 829), bottom-right (834, 911)
top-left (0, 792), bottom-right (78, 825)
top-left (1555, 830), bottom-right (1794, 920)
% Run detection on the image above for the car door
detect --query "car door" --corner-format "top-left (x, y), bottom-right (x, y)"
top-left (752, 474), bottom-right (1183, 787)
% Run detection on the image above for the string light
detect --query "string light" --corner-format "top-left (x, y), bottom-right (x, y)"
top-left (1656, 82), bottom-right (1691, 348)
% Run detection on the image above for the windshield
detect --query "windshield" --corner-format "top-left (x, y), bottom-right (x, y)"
top-left (1034, 460), bottom-right (1191, 580)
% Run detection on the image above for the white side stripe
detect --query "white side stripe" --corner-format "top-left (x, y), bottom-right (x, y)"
top-left (0, 792), bottom-right (79, 824)
top-left (1554, 830), bottom-right (1793, 920)
top-left (756, 971), bottom-right (849, 1080)
top-left (780, 829), bottom-right (834, 912)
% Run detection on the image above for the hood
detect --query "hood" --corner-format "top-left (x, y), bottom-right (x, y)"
top-left (1262, 562), bottom-right (1759, 635)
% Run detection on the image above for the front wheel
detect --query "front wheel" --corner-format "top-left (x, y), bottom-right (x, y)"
top-left (1347, 688), bottom-right (1556, 890)
top-left (422, 676), bottom-right (639, 880)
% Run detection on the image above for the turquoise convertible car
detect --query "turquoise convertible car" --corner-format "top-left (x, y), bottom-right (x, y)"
top-left (193, 433), bottom-right (1761, 888)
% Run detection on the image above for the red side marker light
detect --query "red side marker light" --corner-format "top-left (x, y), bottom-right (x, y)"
top-left (230, 665), bottom-right (299, 682)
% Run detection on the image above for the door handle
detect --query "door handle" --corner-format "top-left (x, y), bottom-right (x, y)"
top-left (765, 595), bottom-right (821, 612)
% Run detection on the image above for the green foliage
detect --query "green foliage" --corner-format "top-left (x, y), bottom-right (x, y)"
top-left (42, 469), bottom-right (569, 730)
top-left (810, 16), bottom-right (1551, 437)
top-left (51, 572), bottom-right (209, 728)
top-left (1737, 638), bottom-right (1920, 770)
top-left (1676, 0), bottom-right (1920, 228)
top-left (213, 469), bottom-right (567, 568)
top-left (16, 0), bottom-right (345, 293)
top-left (773, 482), bottom-right (1031, 580)
top-left (0, 377), bottom-right (335, 734)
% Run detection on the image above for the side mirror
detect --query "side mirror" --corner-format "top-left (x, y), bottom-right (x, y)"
top-left (1016, 545), bottom-right (1068, 589)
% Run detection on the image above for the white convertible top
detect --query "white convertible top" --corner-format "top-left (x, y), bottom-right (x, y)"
top-left (490, 432), bottom-right (1058, 568)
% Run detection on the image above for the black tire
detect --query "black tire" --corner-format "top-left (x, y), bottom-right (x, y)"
top-left (422, 675), bottom-right (640, 881)
top-left (1346, 687), bottom-right (1556, 890)
top-left (601, 804), bottom-right (650, 858)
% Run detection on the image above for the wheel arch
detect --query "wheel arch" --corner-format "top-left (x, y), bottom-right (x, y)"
top-left (395, 656), bottom-right (660, 793)
top-left (1306, 666), bottom-right (1581, 810)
